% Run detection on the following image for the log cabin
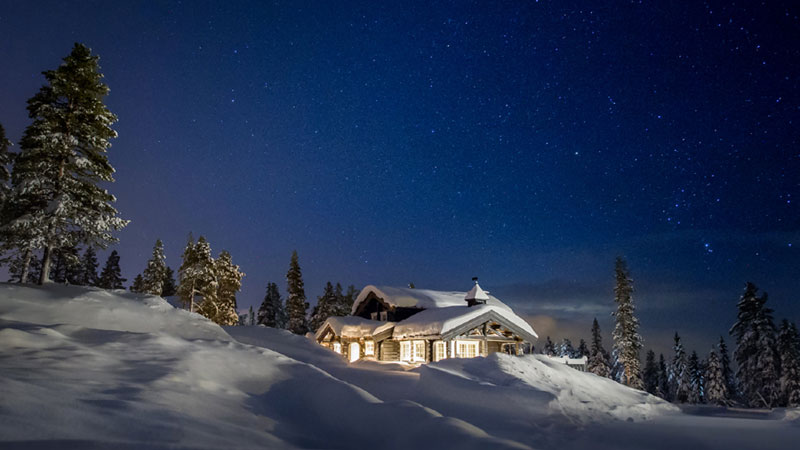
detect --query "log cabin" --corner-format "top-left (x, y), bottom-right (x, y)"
top-left (315, 279), bottom-right (538, 363)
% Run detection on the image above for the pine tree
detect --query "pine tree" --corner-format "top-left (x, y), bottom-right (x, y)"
top-left (643, 350), bottom-right (659, 395)
top-left (49, 245), bottom-right (81, 284)
top-left (705, 347), bottom-right (729, 406)
top-left (687, 351), bottom-right (704, 404)
top-left (611, 257), bottom-right (643, 389)
top-left (130, 274), bottom-right (145, 293)
top-left (671, 333), bottom-right (691, 403)
top-left (78, 247), bottom-right (99, 286)
top-left (587, 318), bottom-right (611, 377)
top-left (162, 266), bottom-right (177, 297)
top-left (718, 336), bottom-right (735, 399)
top-left (657, 353), bottom-right (671, 401)
top-left (257, 281), bottom-right (286, 328)
top-left (285, 250), bottom-right (309, 334)
top-left (577, 339), bottom-right (588, 358)
top-left (310, 282), bottom-right (339, 332)
top-left (211, 250), bottom-right (244, 326)
top-left (177, 235), bottom-right (217, 314)
top-left (777, 320), bottom-right (800, 407)
top-left (559, 338), bottom-right (575, 358)
top-left (141, 239), bottom-right (167, 295)
top-left (7, 44), bottom-right (127, 284)
top-left (341, 284), bottom-right (359, 315)
top-left (7, 250), bottom-right (41, 283)
top-left (0, 123), bottom-right (13, 206)
top-left (730, 282), bottom-right (780, 407)
top-left (98, 250), bottom-right (125, 289)
top-left (543, 336), bottom-right (556, 356)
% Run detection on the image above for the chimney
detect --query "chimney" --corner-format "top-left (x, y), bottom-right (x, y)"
top-left (465, 277), bottom-right (490, 307)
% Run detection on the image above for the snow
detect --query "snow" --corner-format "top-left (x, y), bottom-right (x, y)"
top-left (392, 304), bottom-right (537, 340)
top-left (315, 315), bottom-right (396, 339)
top-left (3, 284), bottom-right (800, 449)
top-left (351, 285), bottom-right (512, 314)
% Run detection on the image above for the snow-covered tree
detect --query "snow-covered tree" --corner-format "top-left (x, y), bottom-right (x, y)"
top-left (130, 274), bottom-right (144, 293)
top-left (643, 350), bottom-right (659, 395)
top-left (257, 281), bottom-right (286, 328)
top-left (177, 235), bottom-right (217, 314)
top-left (0, 123), bottom-right (12, 205)
top-left (543, 336), bottom-right (556, 356)
top-left (577, 339), bottom-right (588, 358)
top-left (657, 353), bottom-right (671, 401)
top-left (671, 332), bottom-right (690, 403)
top-left (7, 44), bottom-right (127, 284)
top-left (587, 318), bottom-right (611, 378)
top-left (310, 282), bottom-right (339, 332)
top-left (777, 320), bottom-right (800, 407)
top-left (730, 282), bottom-right (780, 407)
top-left (141, 239), bottom-right (167, 295)
top-left (49, 245), bottom-right (81, 284)
top-left (285, 250), bottom-right (309, 335)
top-left (98, 250), bottom-right (125, 289)
top-left (705, 347), bottom-right (729, 406)
top-left (77, 247), bottom-right (99, 286)
top-left (687, 351), bottom-right (704, 404)
top-left (558, 338), bottom-right (576, 358)
top-left (162, 266), bottom-right (177, 297)
top-left (210, 250), bottom-right (244, 326)
top-left (717, 336), bottom-right (735, 399)
top-left (611, 257), bottom-right (643, 389)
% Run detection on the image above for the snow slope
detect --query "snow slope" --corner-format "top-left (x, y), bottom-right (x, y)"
top-left (0, 284), bottom-right (525, 449)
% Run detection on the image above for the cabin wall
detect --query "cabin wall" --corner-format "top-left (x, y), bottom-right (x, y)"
top-left (380, 340), bottom-right (400, 361)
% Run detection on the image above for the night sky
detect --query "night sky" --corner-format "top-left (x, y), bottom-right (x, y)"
top-left (1, 1), bottom-right (798, 356)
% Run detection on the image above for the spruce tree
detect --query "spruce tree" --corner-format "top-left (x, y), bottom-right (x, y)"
top-left (718, 336), bottom-right (735, 399)
top-left (130, 274), bottom-right (145, 293)
top-left (587, 318), bottom-right (611, 377)
top-left (643, 350), bottom-right (659, 395)
top-left (78, 247), bottom-right (100, 286)
top-left (257, 281), bottom-right (286, 328)
top-left (705, 347), bottom-right (729, 406)
top-left (730, 282), bottom-right (780, 407)
top-left (141, 239), bottom-right (167, 295)
top-left (98, 250), bottom-right (125, 289)
top-left (285, 250), bottom-right (309, 334)
top-left (559, 338), bottom-right (575, 358)
top-left (577, 339), bottom-right (588, 358)
top-left (211, 250), bottom-right (244, 326)
top-left (657, 353), bottom-right (671, 401)
top-left (0, 123), bottom-right (13, 209)
top-left (671, 333), bottom-right (691, 403)
top-left (162, 266), bottom-right (177, 297)
top-left (310, 282), bottom-right (339, 332)
top-left (177, 235), bottom-right (217, 314)
top-left (687, 351), bottom-right (704, 404)
top-left (8, 44), bottom-right (127, 284)
top-left (543, 336), bottom-right (556, 356)
top-left (611, 257), bottom-right (643, 389)
top-left (777, 320), bottom-right (800, 407)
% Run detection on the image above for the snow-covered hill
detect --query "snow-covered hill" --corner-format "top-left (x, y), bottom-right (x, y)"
top-left (2, 284), bottom-right (799, 449)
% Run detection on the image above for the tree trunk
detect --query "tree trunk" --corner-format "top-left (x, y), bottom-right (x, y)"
top-left (19, 246), bottom-right (32, 283)
top-left (39, 245), bottom-right (53, 284)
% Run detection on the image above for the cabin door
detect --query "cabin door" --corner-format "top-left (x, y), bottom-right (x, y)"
top-left (349, 342), bottom-right (360, 362)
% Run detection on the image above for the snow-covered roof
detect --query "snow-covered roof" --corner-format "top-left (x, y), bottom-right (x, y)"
top-left (392, 304), bottom-right (537, 342)
top-left (352, 285), bottom-right (511, 315)
top-left (465, 281), bottom-right (490, 302)
top-left (315, 315), bottom-right (395, 340)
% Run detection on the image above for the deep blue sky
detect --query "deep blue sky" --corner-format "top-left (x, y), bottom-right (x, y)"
top-left (1, 0), bottom-right (798, 356)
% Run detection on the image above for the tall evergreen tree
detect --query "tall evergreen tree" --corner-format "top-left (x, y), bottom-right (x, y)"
top-left (543, 336), bottom-right (556, 356)
top-left (587, 318), bottom-right (611, 377)
top-left (687, 351), bottom-right (704, 404)
top-left (6, 44), bottom-right (127, 284)
top-left (177, 235), bottom-right (217, 314)
top-left (777, 320), bottom-right (800, 407)
top-left (98, 250), bottom-right (125, 289)
top-left (310, 281), bottom-right (339, 332)
top-left (210, 250), bottom-right (244, 326)
top-left (657, 353), bottom-right (671, 401)
top-left (558, 338), bottom-right (576, 358)
top-left (257, 281), bottom-right (286, 328)
top-left (130, 274), bottom-right (144, 293)
top-left (78, 247), bottom-right (99, 286)
top-left (576, 339), bottom-right (589, 358)
top-left (671, 333), bottom-right (691, 403)
top-left (611, 257), bottom-right (643, 389)
top-left (141, 239), bottom-right (167, 295)
top-left (162, 266), bottom-right (177, 297)
top-left (643, 350), bottom-right (659, 395)
top-left (705, 347), bottom-right (729, 406)
top-left (717, 336), bottom-right (735, 399)
top-left (49, 245), bottom-right (81, 284)
top-left (730, 282), bottom-right (780, 407)
top-left (285, 250), bottom-right (309, 334)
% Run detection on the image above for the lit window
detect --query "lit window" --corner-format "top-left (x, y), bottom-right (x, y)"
top-left (365, 340), bottom-right (375, 356)
top-left (380, 311), bottom-right (388, 321)
top-left (434, 341), bottom-right (446, 361)
top-left (456, 340), bottom-right (478, 358)
top-left (333, 341), bottom-right (342, 354)
top-left (400, 341), bottom-right (412, 361)
top-left (413, 340), bottom-right (426, 362)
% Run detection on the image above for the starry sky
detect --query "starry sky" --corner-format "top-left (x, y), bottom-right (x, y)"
top-left (1, 0), bottom-right (798, 356)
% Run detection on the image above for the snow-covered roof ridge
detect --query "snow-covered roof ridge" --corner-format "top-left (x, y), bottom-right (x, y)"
top-left (315, 315), bottom-right (395, 340)
top-left (392, 304), bottom-right (538, 342)
top-left (352, 284), bottom-right (511, 315)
